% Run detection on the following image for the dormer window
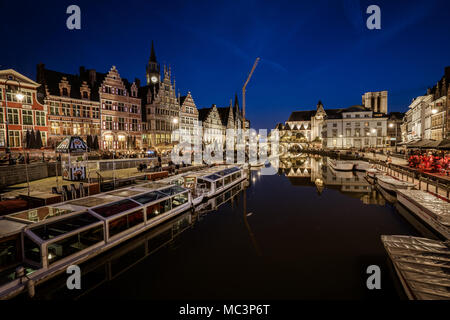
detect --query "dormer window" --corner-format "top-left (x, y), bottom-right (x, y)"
top-left (83, 91), bottom-right (88, 99)
top-left (62, 88), bottom-right (68, 96)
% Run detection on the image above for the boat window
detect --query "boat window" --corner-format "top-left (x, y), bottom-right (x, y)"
top-left (159, 185), bottom-right (186, 196)
top-left (24, 236), bottom-right (41, 265)
top-left (108, 209), bottom-right (144, 238)
top-left (31, 212), bottom-right (100, 241)
top-left (216, 179), bottom-right (223, 189)
top-left (47, 224), bottom-right (104, 265)
top-left (197, 179), bottom-right (211, 190)
top-left (132, 191), bottom-right (167, 205)
top-left (146, 200), bottom-right (171, 220)
top-left (92, 199), bottom-right (140, 218)
top-left (0, 235), bottom-right (21, 271)
top-left (8, 207), bottom-right (73, 223)
top-left (172, 192), bottom-right (188, 209)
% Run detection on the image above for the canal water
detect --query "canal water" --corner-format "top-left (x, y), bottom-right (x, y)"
top-left (32, 155), bottom-right (428, 300)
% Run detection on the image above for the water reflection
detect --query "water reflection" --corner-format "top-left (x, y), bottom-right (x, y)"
top-left (277, 154), bottom-right (386, 205)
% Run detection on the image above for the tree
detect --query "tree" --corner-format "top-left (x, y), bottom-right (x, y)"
top-left (35, 130), bottom-right (43, 149)
top-left (93, 135), bottom-right (99, 150)
top-left (25, 130), bottom-right (31, 149)
top-left (30, 129), bottom-right (37, 149)
top-left (86, 135), bottom-right (93, 150)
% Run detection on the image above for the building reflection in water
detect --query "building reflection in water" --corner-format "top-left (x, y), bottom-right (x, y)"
top-left (275, 153), bottom-right (386, 205)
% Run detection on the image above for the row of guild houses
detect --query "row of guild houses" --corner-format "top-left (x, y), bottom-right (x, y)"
top-left (0, 41), bottom-right (249, 153)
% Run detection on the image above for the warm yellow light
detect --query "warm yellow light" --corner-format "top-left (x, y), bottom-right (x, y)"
top-left (371, 129), bottom-right (376, 133)
top-left (389, 123), bottom-right (394, 128)
top-left (432, 109), bottom-right (438, 114)
top-left (172, 118), bottom-right (178, 124)
top-left (16, 93), bottom-right (24, 101)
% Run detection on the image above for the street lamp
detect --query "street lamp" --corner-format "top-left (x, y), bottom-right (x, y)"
top-left (432, 109), bottom-right (438, 114)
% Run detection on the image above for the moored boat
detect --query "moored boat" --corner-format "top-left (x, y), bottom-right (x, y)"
top-left (0, 182), bottom-right (193, 300)
top-left (396, 189), bottom-right (450, 240)
top-left (376, 176), bottom-right (415, 195)
top-left (353, 161), bottom-right (371, 172)
top-left (381, 235), bottom-right (450, 300)
top-left (365, 168), bottom-right (385, 184)
top-left (326, 157), bottom-right (354, 171)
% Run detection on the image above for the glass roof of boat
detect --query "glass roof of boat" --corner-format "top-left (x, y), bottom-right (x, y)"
top-left (136, 182), bottom-right (172, 190)
top-left (66, 196), bottom-right (117, 208)
top-left (159, 185), bottom-right (187, 195)
top-left (91, 199), bottom-right (141, 218)
top-left (217, 167), bottom-right (240, 176)
top-left (106, 189), bottom-right (145, 198)
top-left (29, 212), bottom-right (100, 241)
top-left (204, 174), bottom-right (222, 181)
top-left (132, 190), bottom-right (168, 205)
top-left (7, 207), bottom-right (73, 224)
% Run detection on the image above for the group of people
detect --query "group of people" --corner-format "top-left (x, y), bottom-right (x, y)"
top-left (408, 151), bottom-right (450, 175)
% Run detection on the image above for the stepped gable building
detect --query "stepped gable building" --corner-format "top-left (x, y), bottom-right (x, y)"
top-left (37, 64), bottom-right (142, 151)
top-left (1, 69), bottom-right (48, 151)
top-left (139, 41), bottom-right (180, 150)
top-left (198, 104), bottom-right (224, 144)
top-left (37, 64), bottom-right (101, 148)
top-left (96, 66), bottom-right (142, 150)
top-left (179, 91), bottom-right (199, 139)
top-left (217, 101), bottom-right (235, 130)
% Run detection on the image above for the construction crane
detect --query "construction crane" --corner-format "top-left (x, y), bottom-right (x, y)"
top-left (242, 57), bottom-right (260, 130)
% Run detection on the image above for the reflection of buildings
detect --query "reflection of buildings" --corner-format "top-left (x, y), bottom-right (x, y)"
top-left (279, 154), bottom-right (385, 205)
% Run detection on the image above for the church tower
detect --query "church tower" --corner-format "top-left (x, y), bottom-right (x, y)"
top-left (146, 41), bottom-right (160, 85)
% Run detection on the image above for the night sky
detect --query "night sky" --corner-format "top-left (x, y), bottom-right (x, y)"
top-left (0, 0), bottom-right (449, 129)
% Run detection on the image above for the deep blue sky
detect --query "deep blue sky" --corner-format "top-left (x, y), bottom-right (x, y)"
top-left (1, 0), bottom-right (449, 129)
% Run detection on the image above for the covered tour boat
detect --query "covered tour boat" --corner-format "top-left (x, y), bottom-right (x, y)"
top-left (376, 176), bottom-right (415, 195)
top-left (0, 182), bottom-right (192, 299)
top-left (381, 235), bottom-right (450, 300)
top-left (396, 189), bottom-right (450, 240)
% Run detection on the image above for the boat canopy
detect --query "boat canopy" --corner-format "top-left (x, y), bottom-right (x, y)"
top-left (7, 207), bottom-right (73, 224)
top-left (91, 199), bottom-right (141, 218)
top-left (201, 166), bottom-right (241, 182)
top-left (28, 211), bottom-right (101, 241)
top-left (382, 235), bottom-right (450, 300)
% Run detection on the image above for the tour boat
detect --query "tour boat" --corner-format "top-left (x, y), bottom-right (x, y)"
top-left (376, 176), bottom-right (415, 195)
top-left (381, 235), bottom-right (450, 300)
top-left (0, 182), bottom-right (193, 299)
top-left (326, 157), bottom-right (355, 171)
top-left (396, 189), bottom-right (450, 240)
top-left (365, 168), bottom-right (384, 184)
top-left (192, 166), bottom-right (247, 199)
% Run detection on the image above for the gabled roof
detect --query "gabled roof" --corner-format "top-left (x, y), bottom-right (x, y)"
top-left (287, 110), bottom-right (316, 122)
top-left (198, 107), bottom-right (212, 122)
top-left (217, 106), bottom-right (233, 127)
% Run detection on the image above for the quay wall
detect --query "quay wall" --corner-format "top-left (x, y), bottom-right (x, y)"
top-left (0, 163), bottom-right (50, 189)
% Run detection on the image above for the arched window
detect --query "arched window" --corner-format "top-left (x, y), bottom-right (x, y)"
top-left (62, 88), bottom-right (68, 96)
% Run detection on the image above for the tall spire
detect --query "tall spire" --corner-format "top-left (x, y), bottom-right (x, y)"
top-left (150, 40), bottom-right (157, 63)
top-left (234, 92), bottom-right (240, 116)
